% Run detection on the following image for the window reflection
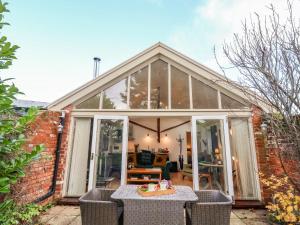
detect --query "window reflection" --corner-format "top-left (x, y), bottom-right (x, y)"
top-left (151, 60), bottom-right (168, 109)
top-left (221, 93), bottom-right (247, 109)
top-left (76, 94), bottom-right (100, 109)
top-left (130, 66), bottom-right (148, 109)
top-left (95, 119), bottom-right (123, 189)
top-left (196, 119), bottom-right (225, 191)
top-left (75, 60), bottom-right (251, 111)
top-left (102, 78), bottom-right (128, 109)
top-left (171, 66), bottom-right (190, 109)
top-left (192, 78), bottom-right (218, 109)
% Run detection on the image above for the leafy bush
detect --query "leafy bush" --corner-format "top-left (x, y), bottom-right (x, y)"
top-left (0, 199), bottom-right (44, 225)
top-left (0, 79), bottom-right (44, 194)
top-left (0, 1), bottom-right (45, 224)
top-left (260, 173), bottom-right (300, 225)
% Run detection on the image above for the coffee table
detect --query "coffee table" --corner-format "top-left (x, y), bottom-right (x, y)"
top-left (111, 185), bottom-right (198, 225)
top-left (127, 168), bottom-right (162, 183)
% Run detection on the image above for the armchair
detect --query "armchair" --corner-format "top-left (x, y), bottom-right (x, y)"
top-left (79, 189), bottom-right (123, 225)
top-left (136, 150), bottom-right (155, 168)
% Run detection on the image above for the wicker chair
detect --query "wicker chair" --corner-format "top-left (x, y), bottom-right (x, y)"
top-left (186, 190), bottom-right (232, 225)
top-left (79, 189), bottom-right (123, 225)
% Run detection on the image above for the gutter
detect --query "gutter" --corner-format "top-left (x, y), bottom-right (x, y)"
top-left (33, 111), bottom-right (65, 203)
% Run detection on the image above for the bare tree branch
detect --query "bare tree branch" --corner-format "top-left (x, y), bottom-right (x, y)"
top-left (216, 0), bottom-right (300, 188)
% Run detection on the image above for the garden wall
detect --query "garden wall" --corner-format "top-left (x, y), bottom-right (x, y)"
top-left (252, 106), bottom-right (300, 202)
top-left (12, 106), bottom-right (72, 205)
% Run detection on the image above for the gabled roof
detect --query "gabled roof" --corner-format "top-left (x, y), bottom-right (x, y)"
top-left (48, 42), bottom-right (271, 111)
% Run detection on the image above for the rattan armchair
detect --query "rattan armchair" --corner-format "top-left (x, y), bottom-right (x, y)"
top-left (186, 190), bottom-right (232, 225)
top-left (79, 188), bottom-right (123, 225)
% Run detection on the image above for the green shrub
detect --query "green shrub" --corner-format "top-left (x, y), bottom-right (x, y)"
top-left (0, 1), bottom-right (45, 224)
top-left (0, 199), bottom-right (44, 225)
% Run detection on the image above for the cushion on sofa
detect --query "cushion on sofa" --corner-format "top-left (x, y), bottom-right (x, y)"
top-left (136, 150), bottom-right (155, 168)
top-left (153, 155), bottom-right (167, 167)
top-left (140, 152), bottom-right (152, 165)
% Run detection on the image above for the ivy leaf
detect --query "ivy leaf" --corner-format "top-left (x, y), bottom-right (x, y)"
top-left (0, 183), bottom-right (10, 193)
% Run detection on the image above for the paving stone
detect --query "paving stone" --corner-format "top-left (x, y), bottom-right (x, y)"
top-left (46, 206), bottom-right (68, 215)
top-left (61, 206), bottom-right (80, 216)
top-left (38, 214), bottom-right (55, 224)
top-left (46, 215), bottom-right (77, 225)
top-left (230, 218), bottom-right (246, 225)
top-left (233, 209), bottom-right (267, 219)
top-left (69, 216), bottom-right (82, 225)
top-left (242, 219), bottom-right (269, 225)
top-left (231, 212), bottom-right (239, 219)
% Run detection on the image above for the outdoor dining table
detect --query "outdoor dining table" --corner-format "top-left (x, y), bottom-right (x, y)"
top-left (111, 185), bottom-right (198, 225)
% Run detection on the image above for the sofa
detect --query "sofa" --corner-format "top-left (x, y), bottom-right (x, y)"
top-left (129, 150), bottom-right (172, 180)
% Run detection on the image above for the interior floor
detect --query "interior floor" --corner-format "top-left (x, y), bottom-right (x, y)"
top-left (170, 171), bottom-right (220, 190)
top-left (170, 172), bottom-right (193, 188)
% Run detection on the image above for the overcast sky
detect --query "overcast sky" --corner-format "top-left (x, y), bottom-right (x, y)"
top-left (2, 0), bottom-right (298, 103)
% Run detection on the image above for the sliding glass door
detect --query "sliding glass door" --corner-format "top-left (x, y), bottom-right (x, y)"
top-left (88, 116), bottom-right (128, 190)
top-left (191, 116), bottom-right (234, 197)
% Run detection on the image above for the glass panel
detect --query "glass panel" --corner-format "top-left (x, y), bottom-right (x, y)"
top-left (221, 93), bottom-right (247, 109)
top-left (151, 59), bottom-right (168, 109)
top-left (95, 119), bottom-right (123, 189)
top-left (130, 66), bottom-right (148, 109)
top-left (192, 78), bottom-right (218, 109)
top-left (230, 118), bottom-right (259, 200)
top-left (102, 78), bottom-right (128, 109)
top-left (196, 119), bottom-right (226, 191)
top-left (76, 94), bottom-right (100, 109)
top-left (171, 66), bottom-right (190, 109)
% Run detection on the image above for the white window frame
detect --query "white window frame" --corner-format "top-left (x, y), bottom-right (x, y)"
top-left (168, 63), bottom-right (171, 109)
top-left (88, 115), bottom-right (128, 190)
top-left (191, 115), bottom-right (234, 197)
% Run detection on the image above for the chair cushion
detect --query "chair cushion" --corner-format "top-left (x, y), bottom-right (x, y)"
top-left (139, 151), bottom-right (152, 165)
top-left (153, 155), bottom-right (167, 167)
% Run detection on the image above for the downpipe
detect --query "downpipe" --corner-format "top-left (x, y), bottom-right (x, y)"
top-left (33, 111), bottom-right (65, 203)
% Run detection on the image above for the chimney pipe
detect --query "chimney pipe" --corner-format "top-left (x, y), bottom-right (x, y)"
top-left (93, 57), bottom-right (101, 79)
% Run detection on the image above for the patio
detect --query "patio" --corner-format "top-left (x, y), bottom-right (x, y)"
top-left (39, 205), bottom-right (269, 225)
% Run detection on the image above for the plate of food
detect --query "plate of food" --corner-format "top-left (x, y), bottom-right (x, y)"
top-left (137, 180), bottom-right (175, 197)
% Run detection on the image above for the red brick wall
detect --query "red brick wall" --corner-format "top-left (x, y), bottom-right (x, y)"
top-left (252, 105), bottom-right (300, 203)
top-left (252, 105), bottom-right (271, 202)
top-left (12, 106), bottom-right (72, 205)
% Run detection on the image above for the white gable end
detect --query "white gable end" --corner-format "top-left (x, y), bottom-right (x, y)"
top-left (48, 42), bottom-right (269, 111)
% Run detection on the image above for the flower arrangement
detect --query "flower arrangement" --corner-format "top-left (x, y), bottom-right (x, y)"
top-left (260, 173), bottom-right (300, 225)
